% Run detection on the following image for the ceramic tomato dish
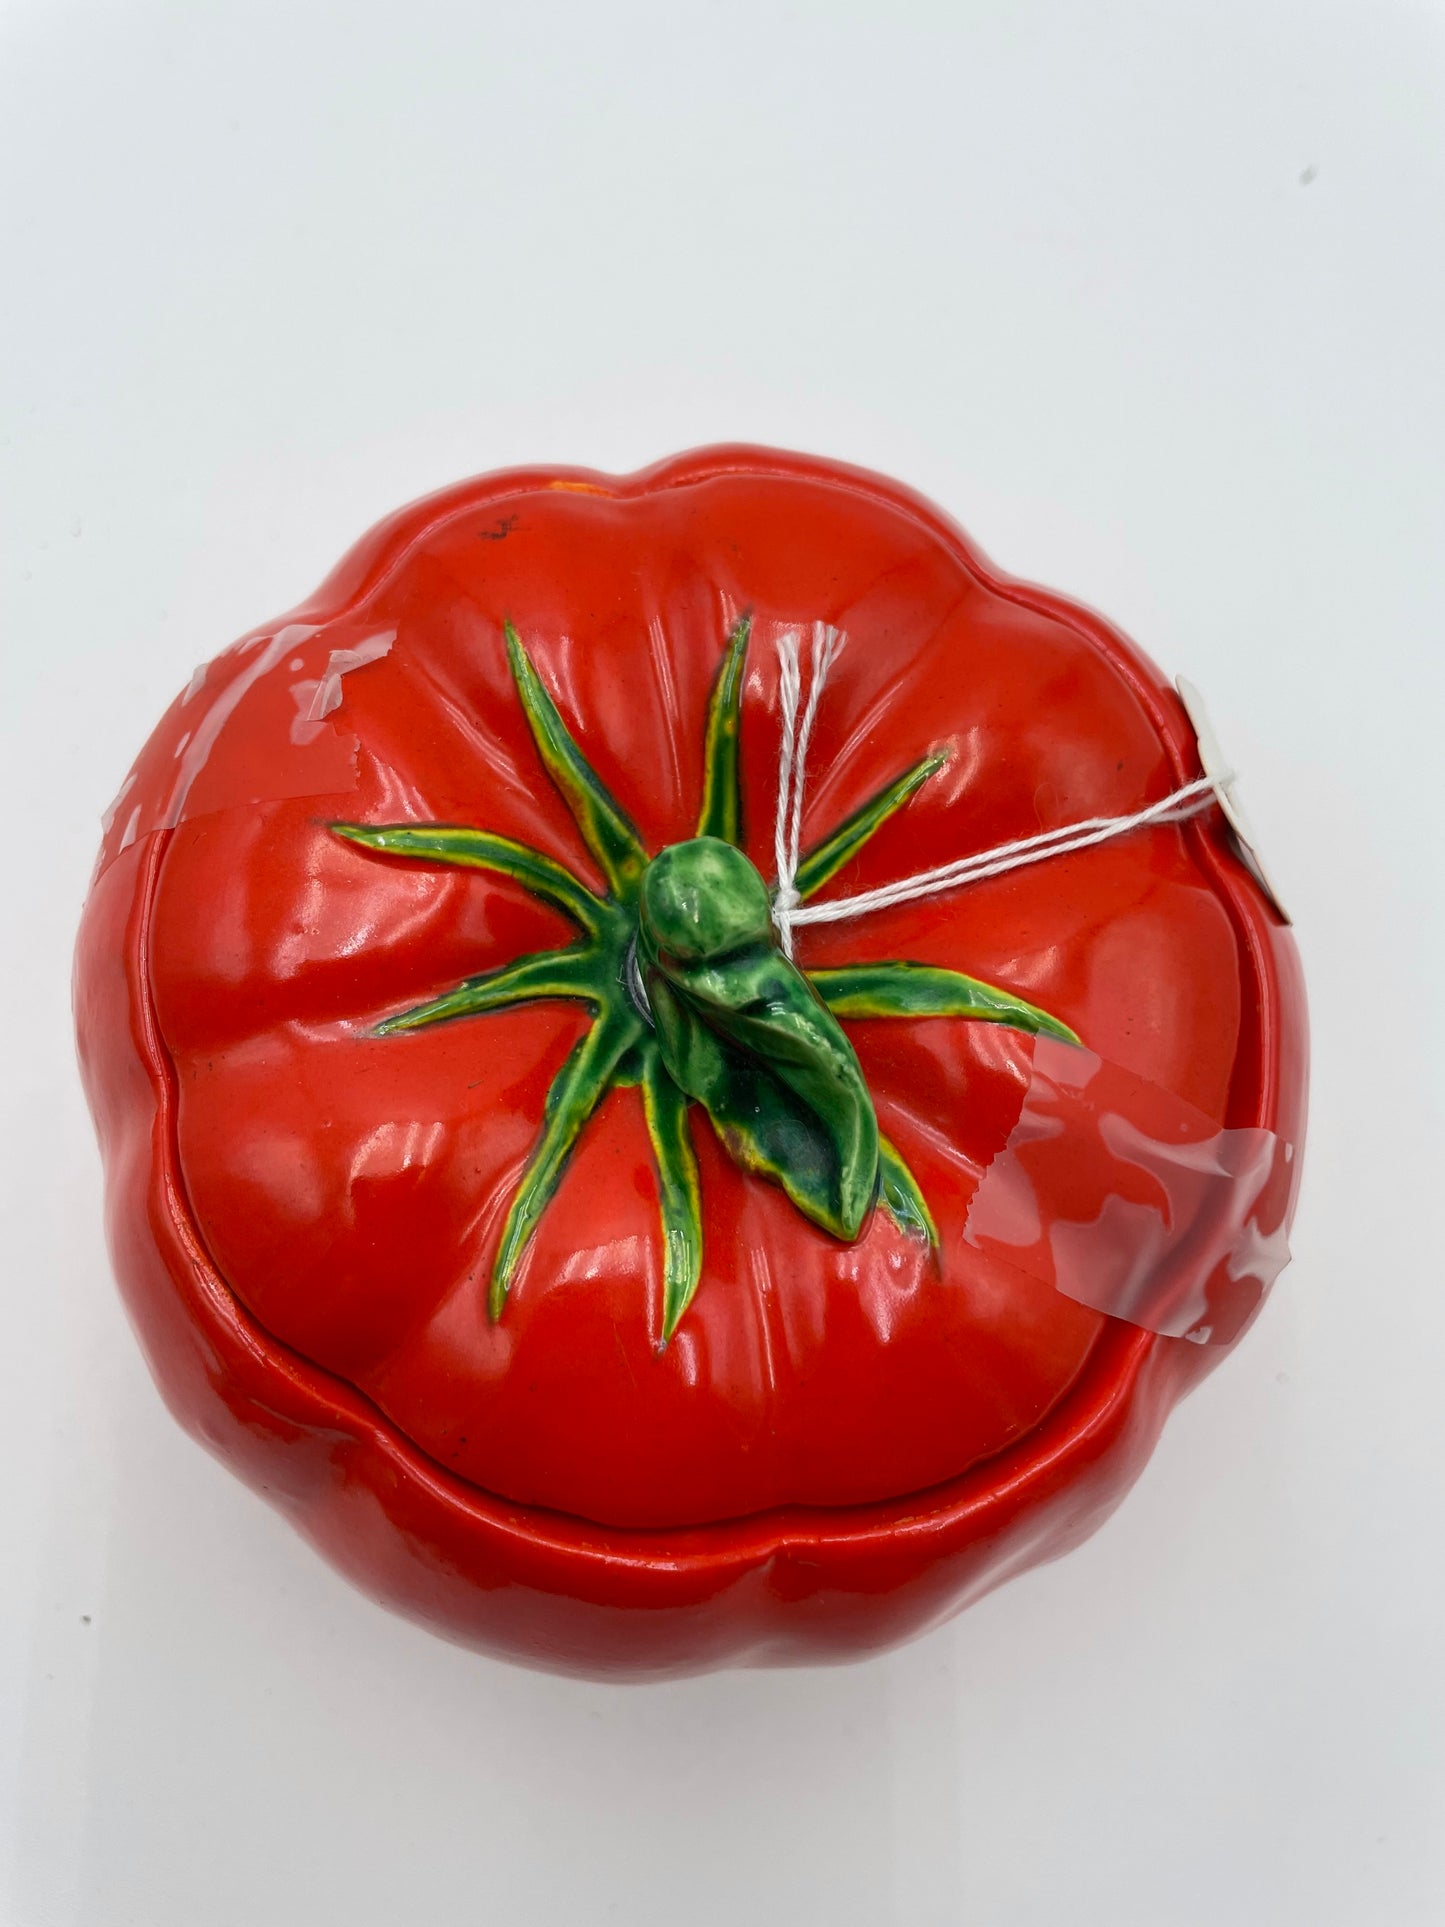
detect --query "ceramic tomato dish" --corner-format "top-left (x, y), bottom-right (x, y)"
top-left (74, 446), bottom-right (1307, 1678)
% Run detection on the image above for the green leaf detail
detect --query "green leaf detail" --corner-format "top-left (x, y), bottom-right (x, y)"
top-left (696, 614), bottom-right (751, 846)
top-left (639, 1045), bottom-right (704, 1342)
top-left (611, 1043), bottom-right (648, 1088)
top-left (504, 621), bottom-right (647, 896)
top-left (332, 616), bottom-right (1087, 1344)
top-left (794, 752), bottom-right (946, 901)
top-left (374, 945), bottom-right (604, 1034)
top-left (643, 944), bottom-right (880, 1243)
top-left (878, 1134), bottom-right (939, 1246)
top-left (490, 1009), bottom-right (642, 1318)
top-left (810, 960), bottom-right (1080, 1044)
top-left (330, 822), bottom-right (607, 935)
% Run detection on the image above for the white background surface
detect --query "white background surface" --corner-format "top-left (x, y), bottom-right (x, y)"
top-left (3, 3), bottom-right (1443, 1922)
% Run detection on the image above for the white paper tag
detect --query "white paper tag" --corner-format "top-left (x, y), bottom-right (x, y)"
top-left (1175, 676), bottom-right (1290, 924)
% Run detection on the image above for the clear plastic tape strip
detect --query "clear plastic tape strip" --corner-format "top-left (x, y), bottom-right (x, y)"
top-left (963, 1035), bottom-right (1294, 1346)
top-left (94, 623), bottom-right (395, 878)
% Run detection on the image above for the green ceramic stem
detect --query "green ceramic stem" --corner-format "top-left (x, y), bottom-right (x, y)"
top-left (793, 753), bottom-right (947, 900)
top-left (811, 961), bottom-right (1080, 1043)
top-left (638, 835), bottom-right (882, 1240)
top-left (696, 615), bottom-right (751, 846)
top-left (504, 620), bottom-right (648, 895)
top-left (374, 945), bottom-right (606, 1033)
top-left (332, 619), bottom-right (1081, 1340)
top-left (489, 1007), bottom-right (643, 1317)
top-left (330, 821), bottom-right (609, 935)
top-left (639, 1043), bottom-right (705, 1339)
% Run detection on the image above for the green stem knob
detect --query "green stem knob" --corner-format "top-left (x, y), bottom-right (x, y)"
top-left (638, 838), bottom-right (881, 1243)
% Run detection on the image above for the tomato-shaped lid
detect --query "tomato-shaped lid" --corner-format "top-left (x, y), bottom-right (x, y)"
top-left (107, 448), bottom-right (1272, 1531)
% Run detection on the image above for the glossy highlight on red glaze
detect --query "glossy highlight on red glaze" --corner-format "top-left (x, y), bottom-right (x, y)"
top-left (73, 446), bottom-right (1308, 1677)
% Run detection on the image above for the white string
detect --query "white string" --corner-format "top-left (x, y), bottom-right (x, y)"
top-left (772, 623), bottom-right (842, 957)
top-left (771, 632), bottom-right (801, 950)
top-left (766, 627), bottom-right (1226, 937)
top-left (785, 772), bottom-right (1222, 927)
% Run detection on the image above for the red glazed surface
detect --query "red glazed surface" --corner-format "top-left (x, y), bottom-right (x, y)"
top-left (74, 446), bottom-right (1307, 1677)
